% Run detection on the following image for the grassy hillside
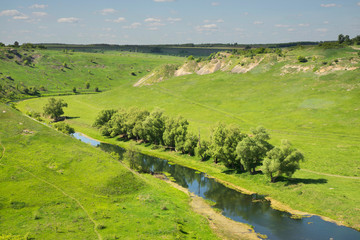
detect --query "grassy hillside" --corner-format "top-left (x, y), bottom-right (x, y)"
top-left (0, 47), bottom-right (183, 101)
top-left (12, 46), bottom-right (360, 229)
top-left (0, 104), bottom-right (218, 239)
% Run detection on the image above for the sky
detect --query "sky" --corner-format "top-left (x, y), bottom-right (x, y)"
top-left (0, 0), bottom-right (359, 45)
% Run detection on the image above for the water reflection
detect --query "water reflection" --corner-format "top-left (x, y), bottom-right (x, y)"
top-left (72, 134), bottom-right (360, 240)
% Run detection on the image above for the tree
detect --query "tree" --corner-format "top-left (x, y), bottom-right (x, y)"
top-left (72, 87), bottom-right (77, 93)
top-left (223, 125), bottom-right (244, 169)
top-left (195, 139), bottom-right (210, 161)
top-left (142, 108), bottom-right (166, 145)
top-left (85, 82), bottom-right (90, 89)
top-left (43, 98), bottom-right (68, 121)
top-left (209, 122), bottom-right (227, 164)
top-left (338, 34), bottom-right (345, 44)
top-left (236, 126), bottom-right (272, 174)
top-left (14, 41), bottom-right (19, 47)
top-left (262, 140), bottom-right (304, 182)
top-left (183, 132), bottom-right (198, 156)
top-left (93, 109), bottom-right (118, 128)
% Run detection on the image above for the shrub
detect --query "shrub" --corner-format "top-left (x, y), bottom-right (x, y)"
top-left (297, 56), bottom-right (308, 63)
top-left (54, 122), bottom-right (75, 134)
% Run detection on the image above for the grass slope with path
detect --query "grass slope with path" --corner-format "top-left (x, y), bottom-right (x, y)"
top-left (0, 104), bottom-right (219, 239)
top-left (13, 46), bottom-right (360, 230)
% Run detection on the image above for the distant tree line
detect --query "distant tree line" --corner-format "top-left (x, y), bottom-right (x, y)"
top-left (94, 107), bottom-right (304, 182)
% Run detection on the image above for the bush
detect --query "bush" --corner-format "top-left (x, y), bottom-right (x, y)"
top-left (187, 55), bottom-right (194, 61)
top-left (297, 56), bottom-right (308, 63)
top-left (54, 122), bottom-right (75, 134)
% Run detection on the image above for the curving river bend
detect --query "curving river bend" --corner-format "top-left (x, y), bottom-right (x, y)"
top-left (72, 132), bottom-right (360, 240)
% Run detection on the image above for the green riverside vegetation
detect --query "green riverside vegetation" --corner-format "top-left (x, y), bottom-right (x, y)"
top-left (0, 103), bottom-right (218, 239)
top-left (3, 43), bottom-right (360, 231)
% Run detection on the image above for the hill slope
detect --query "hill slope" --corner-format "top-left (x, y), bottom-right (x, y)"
top-left (0, 104), bottom-right (218, 239)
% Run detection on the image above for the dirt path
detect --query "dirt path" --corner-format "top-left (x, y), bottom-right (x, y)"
top-left (301, 169), bottom-right (360, 180)
top-left (0, 141), bottom-right (103, 240)
top-left (164, 179), bottom-right (259, 240)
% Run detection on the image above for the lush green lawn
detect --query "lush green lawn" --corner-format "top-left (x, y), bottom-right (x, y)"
top-left (13, 46), bottom-right (360, 230)
top-left (0, 104), bottom-right (218, 239)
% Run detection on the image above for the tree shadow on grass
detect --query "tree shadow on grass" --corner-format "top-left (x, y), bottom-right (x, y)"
top-left (276, 176), bottom-right (328, 186)
top-left (65, 116), bottom-right (80, 120)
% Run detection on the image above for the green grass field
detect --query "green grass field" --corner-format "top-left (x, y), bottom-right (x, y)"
top-left (8, 46), bottom-right (360, 230)
top-left (0, 104), bottom-right (219, 239)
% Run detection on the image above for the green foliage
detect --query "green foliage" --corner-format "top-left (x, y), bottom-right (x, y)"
top-left (93, 109), bottom-right (118, 128)
top-left (53, 122), bottom-right (75, 134)
top-left (209, 122), bottom-right (227, 164)
top-left (297, 56), bottom-right (307, 63)
top-left (43, 98), bottom-right (68, 121)
top-left (187, 55), bottom-right (194, 60)
top-left (142, 108), bottom-right (166, 145)
top-left (236, 127), bottom-right (272, 174)
top-left (262, 140), bottom-right (304, 182)
top-left (85, 82), bottom-right (90, 89)
top-left (0, 104), bottom-right (217, 239)
top-left (183, 132), bottom-right (198, 156)
top-left (72, 87), bottom-right (76, 93)
top-left (195, 139), bottom-right (210, 161)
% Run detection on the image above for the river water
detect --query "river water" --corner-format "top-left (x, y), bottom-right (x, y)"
top-left (72, 132), bottom-right (360, 240)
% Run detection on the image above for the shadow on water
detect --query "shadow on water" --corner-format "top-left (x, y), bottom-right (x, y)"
top-left (72, 133), bottom-right (360, 240)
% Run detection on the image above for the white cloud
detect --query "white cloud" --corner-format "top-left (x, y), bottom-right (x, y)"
top-left (32, 12), bottom-right (48, 17)
top-left (196, 24), bottom-right (218, 32)
top-left (253, 21), bottom-right (263, 25)
top-left (323, 21), bottom-right (329, 24)
top-left (144, 17), bottom-right (161, 22)
top-left (113, 17), bottom-right (126, 23)
top-left (13, 14), bottom-right (29, 20)
top-left (29, 4), bottom-right (48, 9)
top-left (148, 27), bottom-right (159, 31)
top-left (148, 22), bottom-right (165, 27)
top-left (167, 17), bottom-right (182, 23)
top-left (216, 19), bottom-right (224, 23)
top-left (57, 17), bottom-right (80, 23)
top-left (316, 28), bottom-right (328, 32)
top-left (211, 2), bottom-right (220, 6)
top-left (123, 22), bottom-right (141, 29)
top-left (98, 8), bottom-right (117, 15)
top-left (154, 0), bottom-right (175, 2)
top-left (321, 3), bottom-right (336, 7)
top-left (358, 2), bottom-right (360, 6)
top-left (275, 24), bottom-right (290, 28)
top-left (102, 27), bottom-right (112, 31)
top-left (0, 10), bottom-right (21, 16)
top-left (298, 23), bottom-right (310, 27)
top-left (203, 24), bottom-right (217, 29)
top-left (287, 28), bottom-right (295, 32)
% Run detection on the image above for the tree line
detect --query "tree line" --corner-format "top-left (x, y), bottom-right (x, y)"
top-left (94, 107), bottom-right (304, 182)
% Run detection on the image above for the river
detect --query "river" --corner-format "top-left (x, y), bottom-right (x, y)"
top-left (72, 132), bottom-right (360, 240)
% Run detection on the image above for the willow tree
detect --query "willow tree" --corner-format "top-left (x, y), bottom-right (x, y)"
top-left (262, 140), bottom-right (304, 182)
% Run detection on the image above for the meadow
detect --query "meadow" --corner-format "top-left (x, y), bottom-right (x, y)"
top-left (0, 103), bottom-right (219, 239)
top-left (9, 45), bottom-right (360, 230)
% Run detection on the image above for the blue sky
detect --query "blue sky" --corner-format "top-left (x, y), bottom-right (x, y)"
top-left (1, 0), bottom-right (359, 45)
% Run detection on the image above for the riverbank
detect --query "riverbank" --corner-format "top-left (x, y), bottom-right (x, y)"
top-left (73, 131), bottom-right (359, 232)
